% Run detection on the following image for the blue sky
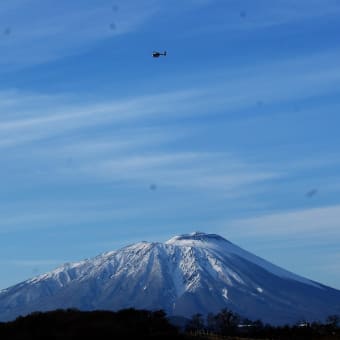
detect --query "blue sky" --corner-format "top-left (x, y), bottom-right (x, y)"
top-left (0, 0), bottom-right (340, 290)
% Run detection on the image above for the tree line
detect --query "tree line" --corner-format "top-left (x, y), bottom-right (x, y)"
top-left (0, 308), bottom-right (188, 339)
top-left (185, 309), bottom-right (340, 339)
top-left (0, 308), bottom-right (338, 339)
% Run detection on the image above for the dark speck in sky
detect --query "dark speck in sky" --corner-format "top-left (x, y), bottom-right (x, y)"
top-left (240, 10), bottom-right (247, 18)
top-left (149, 184), bottom-right (157, 191)
top-left (109, 23), bottom-right (117, 31)
top-left (3, 27), bottom-right (11, 35)
top-left (112, 5), bottom-right (119, 12)
top-left (306, 189), bottom-right (318, 198)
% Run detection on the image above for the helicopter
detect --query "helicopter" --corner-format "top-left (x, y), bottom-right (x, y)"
top-left (152, 51), bottom-right (167, 58)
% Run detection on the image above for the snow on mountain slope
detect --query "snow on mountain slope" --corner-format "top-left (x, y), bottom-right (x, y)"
top-left (0, 232), bottom-right (339, 324)
top-left (166, 232), bottom-right (321, 288)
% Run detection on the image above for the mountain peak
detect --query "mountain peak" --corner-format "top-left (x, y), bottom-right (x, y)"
top-left (165, 231), bottom-right (227, 246)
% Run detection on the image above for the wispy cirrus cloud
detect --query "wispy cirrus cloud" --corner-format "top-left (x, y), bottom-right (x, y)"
top-left (1, 49), bottom-right (340, 200)
top-left (226, 204), bottom-right (340, 238)
top-left (2, 0), bottom-right (339, 69)
top-left (74, 150), bottom-right (280, 194)
top-left (0, 89), bottom-right (202, 147)
top-left (0, 0), bottom-right (227, 69)
top-left (0, 48), bottom-right (339, 239)
top-left (1, 48), bottom-right (340, 147)
top-left (0, 0), bottom-right (159, 68)
top-left (0, 203), bottom-right (162, 234)
top-left (0, 87), bottom-right (283, 194)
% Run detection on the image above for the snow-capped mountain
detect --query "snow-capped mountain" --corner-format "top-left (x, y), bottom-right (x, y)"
top-left (0, 232), bottom-right (339, 324)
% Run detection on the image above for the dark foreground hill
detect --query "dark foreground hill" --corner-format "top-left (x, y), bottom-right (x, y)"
top-left (0, 308), bottom-right (187, 340)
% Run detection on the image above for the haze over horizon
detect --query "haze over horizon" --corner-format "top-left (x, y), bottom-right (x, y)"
top-left (0, 0), bottom-right (339, 291)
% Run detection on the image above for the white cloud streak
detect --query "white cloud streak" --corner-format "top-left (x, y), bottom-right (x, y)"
top-left (0, 205), bottom-right (161, 234)
top-left (1, 0), bottom-right (339, 68)
top-left (0, 0), bottom-right (159, 67)
top-left (227, 204), bottom-right (340, 238)
top-left (0, 49), bottom-right (339, 199)
top-left (1, 48), bottom-right (340, 148)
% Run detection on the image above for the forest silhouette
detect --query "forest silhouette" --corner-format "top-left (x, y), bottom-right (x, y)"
top-left (0, 308), bottom-right (338, 339)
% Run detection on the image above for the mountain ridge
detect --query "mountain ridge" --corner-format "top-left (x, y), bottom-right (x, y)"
top-left (0, 232), bottom-right (339, 324)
